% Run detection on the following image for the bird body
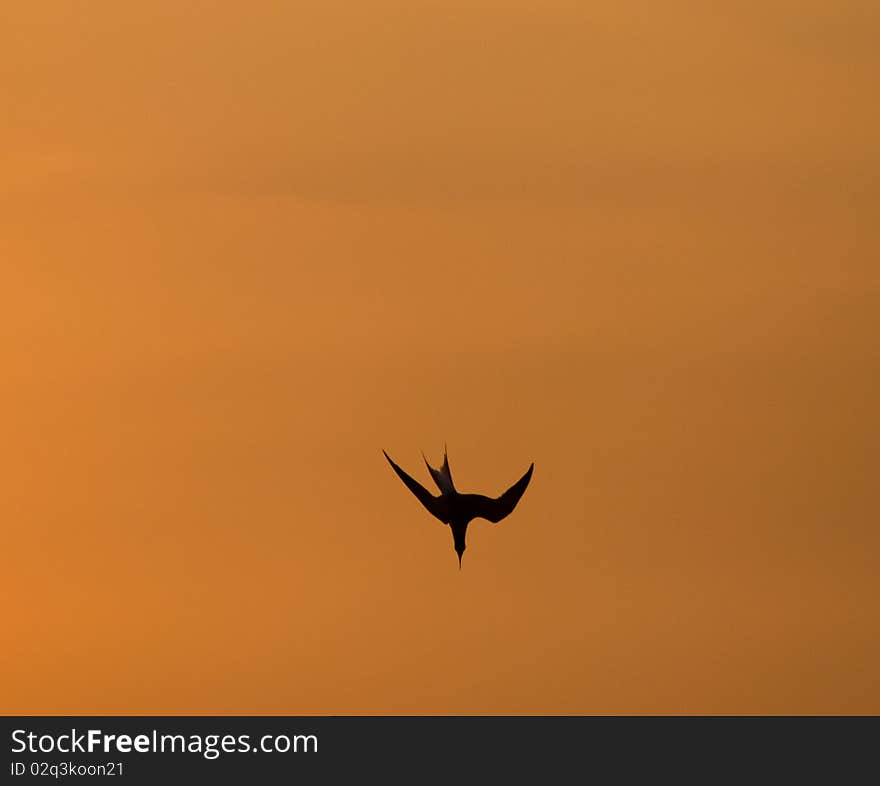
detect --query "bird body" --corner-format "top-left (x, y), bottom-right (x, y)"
top-left (383, 447), bottom-right (534, 567)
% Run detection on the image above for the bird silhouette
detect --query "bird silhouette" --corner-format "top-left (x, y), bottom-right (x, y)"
top-left (383, 447), bottom-right (534, 568)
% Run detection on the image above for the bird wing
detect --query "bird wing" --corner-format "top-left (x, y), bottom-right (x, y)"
top-left (466, 463), bottom-right (534, 523)
top-left (383, 450), bottom-right (446, 522)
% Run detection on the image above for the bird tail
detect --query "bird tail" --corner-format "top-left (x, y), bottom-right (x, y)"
top-left (423, 445), bottom-right (456, 494)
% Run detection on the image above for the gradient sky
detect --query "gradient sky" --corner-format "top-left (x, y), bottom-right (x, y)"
top-left (2, 2), bottom-right (878, 714)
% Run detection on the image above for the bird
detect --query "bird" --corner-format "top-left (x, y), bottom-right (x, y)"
top-left (383, 446), bottom-right (534, 568)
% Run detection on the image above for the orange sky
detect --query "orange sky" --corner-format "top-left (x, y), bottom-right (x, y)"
top-left (2, 2), bottom-right (878, 714)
